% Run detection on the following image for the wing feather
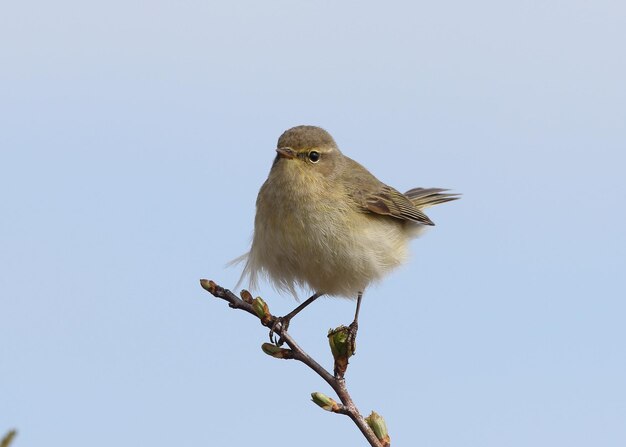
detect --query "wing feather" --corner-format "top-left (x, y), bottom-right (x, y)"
top-left (363, 186), bottom-right (435, 226)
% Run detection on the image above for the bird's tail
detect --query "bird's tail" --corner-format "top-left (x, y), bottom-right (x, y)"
top-left (404, 187), bottom-right (460, 210)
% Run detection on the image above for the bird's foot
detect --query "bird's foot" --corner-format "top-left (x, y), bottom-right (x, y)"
top-left (268, 292), bottom-right (323, 346)
top-left (269, 316), bottom-right (290, 346)
top-left (347, 320), bottom-right (358, 354)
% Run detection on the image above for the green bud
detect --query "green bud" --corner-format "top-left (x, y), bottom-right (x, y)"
top-left (252, 297), bottom-right (272, 325)
top-left (310, 392), bottom-right (340, 412)
top-left (328, 326), bottom-right (354, 378)
top-left (328, 326), bottom-right (352, 357)
top-left (365, 411), bottom-right (390, 446)
top-left (261, 342), bottom-right (293, 359)
top-left (199, 279), bottom-right (217, 294)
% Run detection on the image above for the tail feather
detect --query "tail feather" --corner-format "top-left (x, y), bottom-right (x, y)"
top-left (404, 187), bottom-right (461, 210)
top-left (226, 252), bottom-right (253, 292)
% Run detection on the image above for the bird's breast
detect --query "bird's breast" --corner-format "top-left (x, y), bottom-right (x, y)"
top-left (251, 168), bottom-right (410, 297)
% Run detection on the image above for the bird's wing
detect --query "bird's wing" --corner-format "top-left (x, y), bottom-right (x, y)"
top-left (359, 185), bottom-right (435, 226)
top-left (341, 156), bottom-right (435, 226)
top-left (403, 187), bottom-right (461, 209)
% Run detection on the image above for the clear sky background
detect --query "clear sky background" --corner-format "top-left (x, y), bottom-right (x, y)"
top-left (1, 1), bottom-right (625, 446)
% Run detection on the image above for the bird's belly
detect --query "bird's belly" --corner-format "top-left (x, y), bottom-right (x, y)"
top-left (252, 204), bottom-right (410, 298)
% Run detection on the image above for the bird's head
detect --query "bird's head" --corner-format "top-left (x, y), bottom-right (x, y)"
top-left (272, 126), bottom-right (343, 180)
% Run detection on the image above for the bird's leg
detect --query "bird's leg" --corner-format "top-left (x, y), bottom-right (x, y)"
top-left (270, 292), bottom-right (323, 345)
top-left (347, 291), bottom-right (363, 352)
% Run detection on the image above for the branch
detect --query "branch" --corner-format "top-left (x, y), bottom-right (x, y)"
top-left (200, 279), bottom-right (388, 447)
top-left (1, 430), bottom-right (17, 447)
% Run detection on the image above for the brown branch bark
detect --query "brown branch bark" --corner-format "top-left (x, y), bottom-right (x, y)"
top-left (200, 279), bottom-right (384, 447)
top-left (1, 430), bottom-right (17, 447)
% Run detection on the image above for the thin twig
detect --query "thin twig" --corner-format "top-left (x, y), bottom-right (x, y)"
top-left (200, 279), bottom-right (383, 447)
top-left (1, 430), bottom-right (17, 447)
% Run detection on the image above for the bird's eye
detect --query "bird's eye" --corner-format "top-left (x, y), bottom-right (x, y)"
top-left (308, 151), bottom-right (321, 163)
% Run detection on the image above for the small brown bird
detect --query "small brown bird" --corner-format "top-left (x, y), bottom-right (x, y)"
top-left (236, 125), bottom-right (458, 335)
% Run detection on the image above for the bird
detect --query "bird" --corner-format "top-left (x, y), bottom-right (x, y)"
top-left (235, 125), bottom-right (458, 340)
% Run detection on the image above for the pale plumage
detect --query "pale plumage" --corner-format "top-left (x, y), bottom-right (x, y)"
top-left (237, 125), bottom-right (458, 299)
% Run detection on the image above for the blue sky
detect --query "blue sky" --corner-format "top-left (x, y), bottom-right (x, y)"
top-left (1, 1), bottom-right (625, 446)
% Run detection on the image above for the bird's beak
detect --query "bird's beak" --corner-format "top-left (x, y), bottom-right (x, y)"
top-left (276, 147), bottom-right (296, 159)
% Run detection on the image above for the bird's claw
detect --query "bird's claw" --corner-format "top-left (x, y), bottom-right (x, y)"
top-left (269, 316), bottom-right (290, 346)
top-left (347, 320), bottom-right (358, 353)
